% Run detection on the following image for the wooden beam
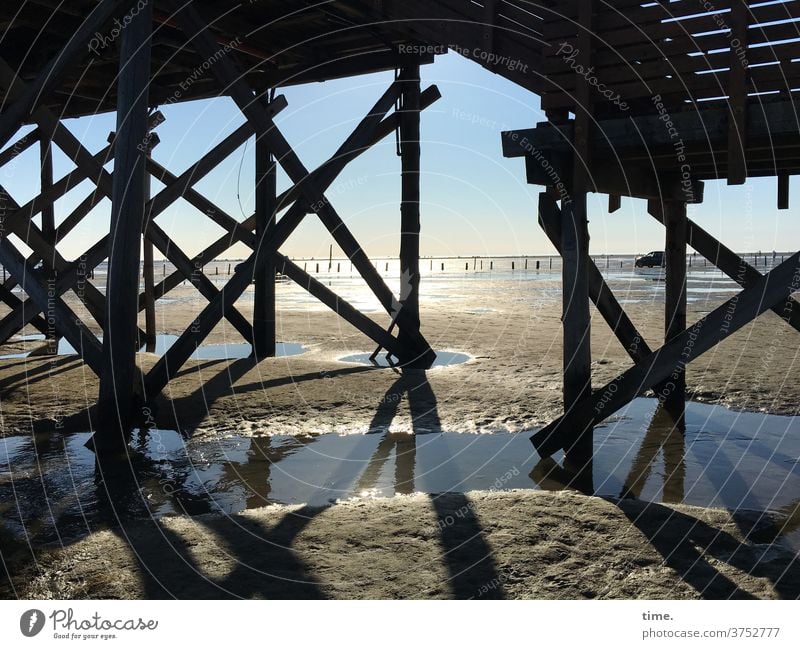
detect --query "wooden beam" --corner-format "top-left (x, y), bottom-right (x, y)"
top-left (0, 284), bottom-right (50, 337)
top-left (524, 152), bottom-right (705, 203)
top-left (539, 193), bottom-right (651, 363)
top-left (652, 199), bottom-right (687, 424)
top-left (0, 183), bottom-right (129, 344)
top-left (39, 131), bottom-right (57, 349)
top-left (647, 209), bottom-right (800, 333)
top-left (532, 252), bottom-right (800, 458)
top-left (97, 0), bottom-right (152, 445)
top-left (143, 149), bottom-right (156, 352)
top-left (276, 255), bottom-right (405, 358)
top-left (140, 79), bottom-right (408, 395)
top-left (253, 93), bottom-right (277, 359)
top-left (561, 0), bottom-right (593, 465)
top-left (0, 237), bottom-right (108, 344)
top-left (778, 173), bottom-right (789, 210)
top-left (0, 0), bottom-right (138, 147)
top-left (167, 0), bottom-right (435, 367)
top-left (397, 63), bottom-right (424, 363)
top-left (0, 129), bottom-right (39, 168)
top-left (146, 85), bottom-right (441, 311)
top-left (726, 0), bottom-right (749, 185)
top-left (0, 236), bottom-right (103, 373)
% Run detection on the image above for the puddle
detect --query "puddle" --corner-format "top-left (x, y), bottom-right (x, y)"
top-left (0, 334), bottom-right (307, 361)
top-left (1, 398), bottom-right (799, 552)
top-left (339, 350), bottom-right (471, 367)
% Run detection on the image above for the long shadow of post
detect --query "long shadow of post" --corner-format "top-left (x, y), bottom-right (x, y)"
top-left (357, 369), bottom-right (505, 599)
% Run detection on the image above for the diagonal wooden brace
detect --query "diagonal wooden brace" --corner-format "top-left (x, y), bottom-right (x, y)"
top-left (647, 207), bottom-right (800, 333)
top-left (532, 252), bottom-right (800, 458)
top-left (144, 85), bottom-right (440, 311)
top-left (0, 0), bottom-right (138, 147)
top-left (539, 193), bottom-right (652, 362)
top-left (0, 236), bottom-right (103, 373)
top-left (166, 0), bottom-right (435, 367)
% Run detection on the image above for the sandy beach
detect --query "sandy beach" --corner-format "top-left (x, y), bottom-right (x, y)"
top-left (1, 269), bottom-right (799, 599)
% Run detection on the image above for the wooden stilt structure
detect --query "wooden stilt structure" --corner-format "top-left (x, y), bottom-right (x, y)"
top-left (253, 94), bottom-right (278, 360)
top-left (397, 62), bottom-right (424, 365)
top-left (96, 0), bottom-right (153, 447)
top-left (0, 0), bottom-right (797, 462)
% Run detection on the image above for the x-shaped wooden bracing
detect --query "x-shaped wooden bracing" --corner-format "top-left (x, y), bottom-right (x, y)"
top-left (0, 51), bottom-right (438, 395)
top-left (532, 191), bottom-right (800, 458)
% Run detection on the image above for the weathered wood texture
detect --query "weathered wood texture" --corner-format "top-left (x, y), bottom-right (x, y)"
top-left (97, 0), bottom-right (153, 443)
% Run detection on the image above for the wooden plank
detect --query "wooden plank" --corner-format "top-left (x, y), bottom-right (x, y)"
top-left (502, 99), bottom-right (800, 158)
top-left (524, 153), bottom-right (705, 202)
top-left (0, 0), bottom-right (138, 147)
top-left (398, 63), bottom-right (424, 362)
top-left (532, 251), bottom-right (800, 458)
top-left (539, 193), bottom-right (652, 363)
top-left (39, 131), bottom-right (57, 348)
top-left (97, 0), bottom-right (152, 443)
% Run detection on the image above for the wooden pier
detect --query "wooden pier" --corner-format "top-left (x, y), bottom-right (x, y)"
top-left (0, 0), bottom-right (798, 459)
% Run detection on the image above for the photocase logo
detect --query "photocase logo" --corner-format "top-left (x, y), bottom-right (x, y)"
top-left (20, 609), bottom-right (45, 637)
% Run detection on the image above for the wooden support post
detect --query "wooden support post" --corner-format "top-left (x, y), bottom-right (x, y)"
top-left (778, 173), bottom-right (789, 210)
top-left (539, 193), bottom-right (651, 363)
top-left (533, 252), bottom-right (800, 458)
top-left (658, 200), bottom-right (687, 426)
top-left (97, 0), bottom-right (152, 447)
top-left (398, 63), bottom-right (423, 363)
top-left (560, 0), bottom-right (594, 468)
top-left (143, 148), bottom-right (156, 353)
top-left (166, 0), bottom-right (435, 367)
top-left (39, 132), bottom-right (59, 352)
top-left (647, 208), bottom-right (800, 333)
top-left (253, 93), bottom-right (277, 359)
top-left (146, 85), bottom-right (439, 312)
top-left (727, 0), bottom-right (749, 185)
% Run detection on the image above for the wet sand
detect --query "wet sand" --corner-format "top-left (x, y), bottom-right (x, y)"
top-left (0, 273), bottom-right (798, 438)
top-left (4, 491), bottom-right (800, 599)
top-left (1, 272), bottom-right (799, 599)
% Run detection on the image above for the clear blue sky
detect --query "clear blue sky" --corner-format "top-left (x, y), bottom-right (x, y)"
top-left (3, 52), bottom-right (797, 260)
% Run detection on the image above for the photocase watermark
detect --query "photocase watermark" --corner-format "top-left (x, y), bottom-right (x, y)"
top-left (21, 608), bottom-right (159, 641)
top-left (88, 0), bottom-right (150, 56)
top-left (555, 43), bottom-right (629, 111)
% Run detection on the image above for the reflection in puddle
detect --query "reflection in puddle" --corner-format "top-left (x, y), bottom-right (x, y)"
top-left (1, 398), bottom-right (799, 553)
top-left (0, 334), bottom-right (307, 361)
top-left (339, 350), bottom-right (471, 367)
